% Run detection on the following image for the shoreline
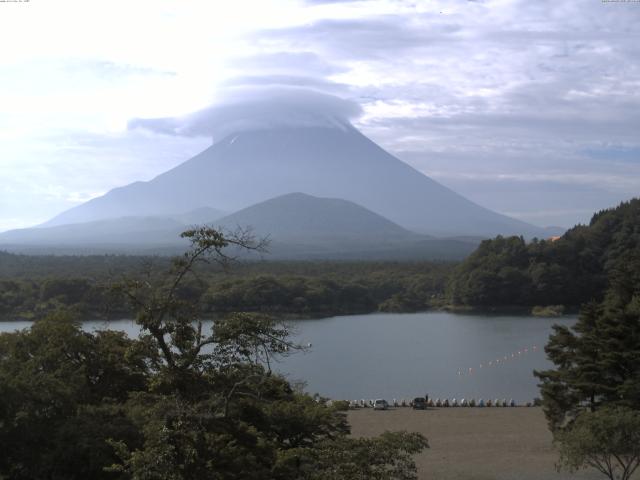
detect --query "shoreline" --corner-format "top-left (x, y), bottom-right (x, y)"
top-left (0, 304), bottom-right (579, 323)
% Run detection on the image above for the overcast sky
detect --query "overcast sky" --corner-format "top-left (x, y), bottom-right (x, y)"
top-left (1, 0), bottom-right (639, 232)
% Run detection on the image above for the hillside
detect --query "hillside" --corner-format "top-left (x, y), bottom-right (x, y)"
top-left (447, 198), bottom-right (640, 307)
top-left (0, 208), bottom-right (223, 254)
top-left (0, 216), bottom-right (187, 248)
top-left (42, 124), bottom-right (547, 238)
top-left (213, 192), bottom-right (478, 260)
top-left (215, 192), bottom-right (413, 241)
top-left (170, 207), bottom-right (226, 225)
top-left (0, 193), bottom-right (477, 260)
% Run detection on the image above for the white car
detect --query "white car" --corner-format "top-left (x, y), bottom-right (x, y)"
top-left (373, 399), bottom-right (389, 410)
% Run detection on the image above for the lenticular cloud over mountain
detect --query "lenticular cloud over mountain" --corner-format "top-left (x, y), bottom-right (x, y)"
top-left (128, 87), bottom-right (363, 142)
top-left (0, 86), bottom-right (561, 259)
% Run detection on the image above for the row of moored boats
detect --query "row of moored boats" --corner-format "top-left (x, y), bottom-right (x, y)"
top-left (349, 397), bottom-right (521, 408)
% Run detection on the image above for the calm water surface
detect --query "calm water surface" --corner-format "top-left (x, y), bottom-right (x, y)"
top-left (1, 312), bottom-right (574, 403)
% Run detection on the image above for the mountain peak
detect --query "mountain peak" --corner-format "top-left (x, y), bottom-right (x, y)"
top-left (215, 192), bottom-right (413, 240)
top-left (41, 123), bottom-right (546, 238)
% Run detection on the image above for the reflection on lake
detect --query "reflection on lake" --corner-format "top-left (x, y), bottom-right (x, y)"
top-left (1, 312), bottom-right (574, 403)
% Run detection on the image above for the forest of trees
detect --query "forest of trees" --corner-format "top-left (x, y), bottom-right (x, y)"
top-left (447, 199), bottom-right (640, 308)
top-left (0, 228), bottom-right (429, 479)
top-left (2, 200), bottom-right (640, 321)
top-left (2, 200), bottom-right (640, 322)
top-left (0, 255), bottom-right (452, 321)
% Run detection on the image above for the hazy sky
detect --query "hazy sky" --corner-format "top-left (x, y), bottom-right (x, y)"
top-left (1, 0), bottom-right (639, 232)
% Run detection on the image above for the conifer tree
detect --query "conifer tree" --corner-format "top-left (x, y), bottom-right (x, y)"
top-left (535, 252), bottom-right (640, 431)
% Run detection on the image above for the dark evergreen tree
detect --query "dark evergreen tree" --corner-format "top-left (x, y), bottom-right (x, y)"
top-left (535, 258), bottom-right (640, 431)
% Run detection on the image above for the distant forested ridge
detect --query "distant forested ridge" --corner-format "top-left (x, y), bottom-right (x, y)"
top-left (3, 198), bottom-right (639, 319)
top-left (447, 199), bottom-right (640, 308)
top-left (0, 255), bottom-right (452, 320)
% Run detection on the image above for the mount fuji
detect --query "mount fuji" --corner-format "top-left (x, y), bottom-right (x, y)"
top-left (41, 123), bottom-right (547, 239)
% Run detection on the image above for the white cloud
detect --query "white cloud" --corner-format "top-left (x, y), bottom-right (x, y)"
top-left (128, 87), bottom-right (362, 141)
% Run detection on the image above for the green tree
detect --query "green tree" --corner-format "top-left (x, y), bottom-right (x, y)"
top-left (556, 406), bottom-right (640, 480)
top-left (448, 199), bottom-right (640, 308)
top-left (276, 431), bottom-right (429, 480)
top-left (109, 227), bottom-right (428, 479)
top-left (0, 310), bottom-right (148, 479)
top-left (535, 245), bottom-right (640, 479)
top-left (535, 284), bottom-right (640, 431)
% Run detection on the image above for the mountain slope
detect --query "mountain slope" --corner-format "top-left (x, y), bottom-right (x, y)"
top-left (215, 192), bottom-right (415, 241)
top-left (0, 216), bottom-right (187, 247)
top-left (170, 207), bottom-right (225, 225)
top-left (43, 124), bottom-right (546, 237)
top-left (0, 193), bottom-right (478, 259)
top-left (210, 193), bottom-right (476, 260)
top-left (0, 207), bottom-right (225, 251)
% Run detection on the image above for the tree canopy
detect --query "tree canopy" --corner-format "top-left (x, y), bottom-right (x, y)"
top-left (556, 406), bottom-right (640, 480)
top-left (534, 266), bottom-right (640, 432)
top-left (0, 252), bottom-right (452, 321)
top-left (533, 223), bottom-right (640, 480)
top-left (0, 227), bottom-right (428, 479)
top-left (448, 198), bottom-right (640, 308)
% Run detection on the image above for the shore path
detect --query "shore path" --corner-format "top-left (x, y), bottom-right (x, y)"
top-left (348, 407), bottom-right (611, 480)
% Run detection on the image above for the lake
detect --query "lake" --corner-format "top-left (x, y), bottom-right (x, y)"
top-left (0, 311), bottom-right (574, 403)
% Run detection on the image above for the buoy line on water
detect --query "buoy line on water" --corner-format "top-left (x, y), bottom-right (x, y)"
top-left (456, 345), bottom-right (539, 377)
